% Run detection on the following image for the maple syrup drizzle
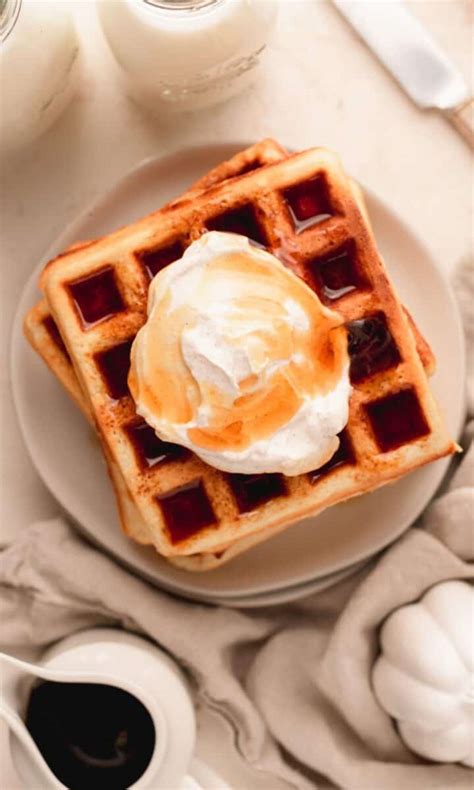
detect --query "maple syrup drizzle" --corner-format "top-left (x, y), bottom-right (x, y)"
top-left (206, 204), bottom-right (267, 247)
top-left (125, 420), bottom-right (190, 469)
top-left (366, 388), bottom-right (430, 452)
top-left (227, 472), bottom-right (287, 513)
top-left (347, 313), bottom-right (401, 383)
top-left (283, 176), bottom-right (334, 232)
top-left (67, 267), bottom-right (125, 328)
top-left (95, 340), bottom-right (133, 400)
top-left (308, 430), bottom-right (355, 483)
top-left (137, 240), bottom-right (185, 280)
top-left (156, 480), bottom-right (217, 543)
top-left (306, 241), bottom-right (367, 303)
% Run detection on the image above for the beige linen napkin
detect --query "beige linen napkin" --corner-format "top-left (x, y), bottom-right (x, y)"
top-left (1, 261), bottom-right (472, 790)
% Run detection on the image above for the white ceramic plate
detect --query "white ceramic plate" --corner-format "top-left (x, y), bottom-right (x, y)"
top-left (11, 143), bottom-right (465, 605)
top-left (201, 558), bottom-right (367, 608)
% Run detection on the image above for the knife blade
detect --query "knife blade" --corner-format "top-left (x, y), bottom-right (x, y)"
top-left (333, 0), bottom-right (473, 147)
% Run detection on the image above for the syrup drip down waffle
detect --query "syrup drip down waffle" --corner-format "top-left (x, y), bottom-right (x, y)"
top-left (27, 142), bottom-right (455, 565)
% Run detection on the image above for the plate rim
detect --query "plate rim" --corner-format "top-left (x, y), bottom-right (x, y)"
top-left (10, 141), bottom-right (466, 604)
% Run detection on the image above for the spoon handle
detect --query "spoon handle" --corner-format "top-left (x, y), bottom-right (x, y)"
top-left (0, 700), bottom-right (64, 789)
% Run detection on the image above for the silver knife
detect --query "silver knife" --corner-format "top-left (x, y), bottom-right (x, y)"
top-left (333, 0), bottom-right (473, 148)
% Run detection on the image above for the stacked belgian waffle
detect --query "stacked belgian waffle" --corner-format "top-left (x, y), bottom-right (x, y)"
top-left (24, 140), bottom-right (456, 571)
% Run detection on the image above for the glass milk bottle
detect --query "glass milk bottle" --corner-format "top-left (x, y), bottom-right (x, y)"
top-left (98, 0), bottom-right (278, 113)
top-left (0, 0), bottom-right (80, 150)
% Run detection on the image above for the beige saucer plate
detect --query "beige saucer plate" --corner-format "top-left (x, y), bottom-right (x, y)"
top-left (11, 143), bottom-right (465, 606)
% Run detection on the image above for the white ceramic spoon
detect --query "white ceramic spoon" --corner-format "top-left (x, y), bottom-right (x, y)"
top-left (0, 652), bottom-right (66, 788)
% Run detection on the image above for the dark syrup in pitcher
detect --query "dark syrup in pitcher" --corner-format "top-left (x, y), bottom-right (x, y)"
top-left (25, 681), bottom-right (155, 789)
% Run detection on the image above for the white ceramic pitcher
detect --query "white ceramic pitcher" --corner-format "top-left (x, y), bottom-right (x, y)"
top-left (0, 628), bottom-right (214, 789)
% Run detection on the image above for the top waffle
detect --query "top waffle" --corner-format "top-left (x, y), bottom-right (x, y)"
top-left (41, 147), bottom-right (456, 557)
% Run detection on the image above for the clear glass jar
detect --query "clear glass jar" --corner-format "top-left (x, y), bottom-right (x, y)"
top-left (0, 0), bottom-right (80, 149)
top-left (97, 0), bottom-right (279, 113)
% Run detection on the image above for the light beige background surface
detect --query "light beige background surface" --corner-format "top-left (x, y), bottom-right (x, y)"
top-left (1, 1), bottom-right (472, 787)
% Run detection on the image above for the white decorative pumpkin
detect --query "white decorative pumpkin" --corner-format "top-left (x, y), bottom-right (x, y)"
top-left (372, 580), bottom-right (474, 766)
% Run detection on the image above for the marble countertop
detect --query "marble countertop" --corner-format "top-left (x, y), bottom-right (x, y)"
top-left (1, 1), bottom-right (472, 787)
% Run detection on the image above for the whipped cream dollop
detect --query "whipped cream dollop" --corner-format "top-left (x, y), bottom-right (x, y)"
top-left (129, 232), bottom-right (351, 476)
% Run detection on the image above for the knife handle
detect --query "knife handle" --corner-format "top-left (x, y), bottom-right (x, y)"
top-left (445, 98), bottom-right (474, 149)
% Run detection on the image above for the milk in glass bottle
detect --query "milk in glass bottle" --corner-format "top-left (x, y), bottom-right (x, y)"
top-left (0, 0), bottom-right (80, 149)
top-left (98, 0), bottom-right (278, 113)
